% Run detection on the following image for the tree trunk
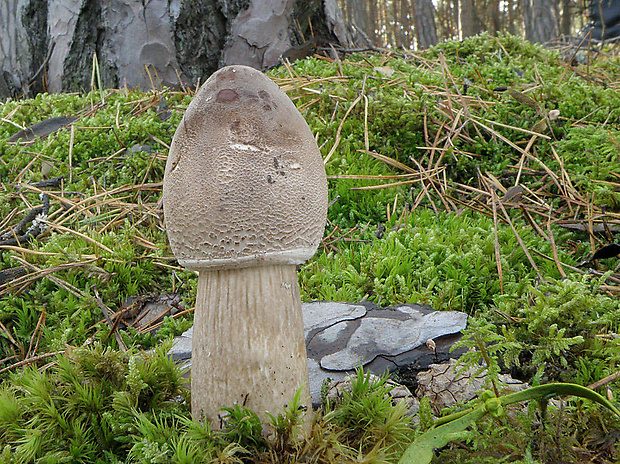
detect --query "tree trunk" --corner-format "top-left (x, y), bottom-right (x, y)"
top-left (559, 0), bottom-right (573, 36)
top-left (459, 0), bottom-right (483, 39)
top-left (400, 0), bottom-right (413, 48)
top-left (392, 0), bottom-right (402, 47)
top-left (367, 0), bottom-right (379, 45)
top-left (588, 0), bottom-right (620, 41)
top-left (521, 0), bottom-right (558, 43)
top-left (506, 0), bottom-right (519, 35)
top-left (414, 0), bottom-right (438, 49)
top-left (487, 0), bottom-right (502, 35)
top-left (0, 0), bottom-right (359, 99)
top-left (350, 0), bottom-right (369, 38)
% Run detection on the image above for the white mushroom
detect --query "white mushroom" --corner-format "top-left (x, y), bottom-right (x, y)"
top-left (163, 65), bottom-right (328, 426)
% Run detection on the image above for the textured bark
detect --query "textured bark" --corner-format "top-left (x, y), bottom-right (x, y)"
top-left (458, 0), bottom-right (483, 39)
top-left (192, 265), bottom-right (310, 426)
top-left (506, 0), bottom-right (519, 35)
top-left (400, 0), bottom-right (413, 48)
top-left (522, 0), bottom-right (558, 43)
top-left (0, 0), bottom-right (45, 98)
top-left (560, 0), bottom-right (573, 37)
top-left (0, 0), bottom-right (356, 98)
top-left (367, 0), bottom-right (379, 44)
top-left (414, 0), bottom-right (438, 49)
top-left (588, 0), bottom-right (620, 41)
top-left (487, 0), bottom-right (501, 34)
top-left (351, 0), bottom-right (369, 35)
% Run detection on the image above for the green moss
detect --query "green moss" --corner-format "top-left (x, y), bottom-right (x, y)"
top-left (0, 33), bottom-right (619, 462)
top-left (301, 209), bottom-right (572, 313)
top-left (555, 125), bottom-right (620, 206)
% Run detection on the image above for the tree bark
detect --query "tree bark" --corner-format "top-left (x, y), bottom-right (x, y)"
top-left (400, 0), bottom-right (413, 48)
top-left (458, 0), bottom-right (483, 39)
top-left (414, 0), bottom-right (438, 49)
top-left (487, 0), bottom-right (502, 35)
top-left (521, 0), bottom-right (558, 43)
top-left (0, 0), bottom-right (359, 99)
top-left (367, 0), bottom-right (379, 44)
top-left (559, 0), bottom-right (573, 36)
top-left (506, 0), bottom-right (519, 35)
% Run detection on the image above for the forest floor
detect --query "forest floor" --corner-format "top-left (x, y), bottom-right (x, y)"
top-left (0, 33), bottom-right (619, 463)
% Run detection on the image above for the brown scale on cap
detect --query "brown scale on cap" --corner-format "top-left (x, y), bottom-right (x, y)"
top-left (164, 65), bottom-right (327, 270)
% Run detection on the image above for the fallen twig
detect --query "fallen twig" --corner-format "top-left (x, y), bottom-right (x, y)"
top-left (0, 351), bottom-right (64, 375)
top-left (92, 285), bottom-right (127, 351)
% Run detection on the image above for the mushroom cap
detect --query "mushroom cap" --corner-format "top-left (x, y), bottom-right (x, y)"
top-left (163, 65), bottom-right (328, 270)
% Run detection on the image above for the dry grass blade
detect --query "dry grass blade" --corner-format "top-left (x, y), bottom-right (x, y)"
top-left (363, 94), bottom-right (370, 154)
top-left (0, 245), bottom-right (90, 258)
top-left (469, 117), bottom-right (533, 157)
top-left (328, 173), bottom-right (424, 180)
top-left (0, 351), bottom-right (64, 375)
top-left (497, 197), bottom-right (542, 280)
top-left (409, 156), bottom-right (452, 211)
top-left (0, 320), bottom-right (19, 350)
top-left (588, 370), bottom-right (620, 390)
top-left (351, 178), bottom-right (428, 191)
top-left (26, 307), bottom-right (46, 359)
top-left (136, 307), bottom-right (195, 334)
top-left (92, 285), bottom-right (127, 351)
top-left (520, 206), bottom-right (548, 239)
top-left (130, 304), bottom-right (174, 331)
top-left (321, 220), bottom-right (369, 252)
top-left (10, 256), bottom-right (88, 299)
top-left (359, 149), bottom-right (418, 174)
top-left (68, 124), bottom-right (75, 183)
top-left (490, 189), bottom-right (505, 294)
top-left (548, 218), bottom-right (567, 279)
top-left (42, 220), bottom-right (113, 253)
top-left (0, 258), bottom-right (101, 296)
top-left (324, 94), bottom-right (363, 165)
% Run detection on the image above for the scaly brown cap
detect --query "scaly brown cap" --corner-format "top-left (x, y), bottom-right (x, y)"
top-left (163, 65), bottom-right (328, 270)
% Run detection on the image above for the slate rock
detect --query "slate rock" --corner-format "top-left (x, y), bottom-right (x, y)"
top-left (169, 301), bottom-right (468, 405)
top-left (303, 301), bottom-right (367, 338)
top-left (170, 327), bottom-right (193, 362)
top-left (309, 303), bottom-right (467, 370)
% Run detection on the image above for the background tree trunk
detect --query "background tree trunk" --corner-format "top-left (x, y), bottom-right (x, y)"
top-left (0, 0), bottom-right (359, 99)
top-left (458, 0), bottom-right (483, 39)
top-left (350, 0), bottom-right (370, 39)
top-left (506, 0), bottom-right (519, 35)
top-left (487, 0), bottom-right (502, 34)
top-left (559, 0), bottom-right (574, 36)
top-left (521, 0), bottom-right (558, 43)
top-left (414, 0), bottom-right (438, 48)
top-left (367, 1), bottom-right (379, 44)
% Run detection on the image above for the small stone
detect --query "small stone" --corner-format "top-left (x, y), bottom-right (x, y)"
top-left (169, 327), bottom-right (193, 361)
top-left (416, 358), bottom-right (528, 414)
top-left (324, 373), bottom-right (419, 416)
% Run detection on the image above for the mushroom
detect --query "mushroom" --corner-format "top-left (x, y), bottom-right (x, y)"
top-left (163, 65), bottom-right (328, 426)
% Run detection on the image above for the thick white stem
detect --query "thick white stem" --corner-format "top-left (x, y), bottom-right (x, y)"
top-left (192, 264), bottom-right (310, 427)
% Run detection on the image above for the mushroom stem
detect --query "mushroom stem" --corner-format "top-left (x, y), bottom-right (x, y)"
top-left (192, 263), bottom-right (310, 426)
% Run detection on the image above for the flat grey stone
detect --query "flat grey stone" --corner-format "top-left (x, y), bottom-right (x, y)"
top-left (169, 301), bottom-right (467, 405)
top-left (307, 358), bottom-right (346, 404)
top-left (309, 304), bottom-right (467, 371)
top-left (302, 301), bottom-right (366, 338)
top-left (169, 327), bottom-right (193, 361)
